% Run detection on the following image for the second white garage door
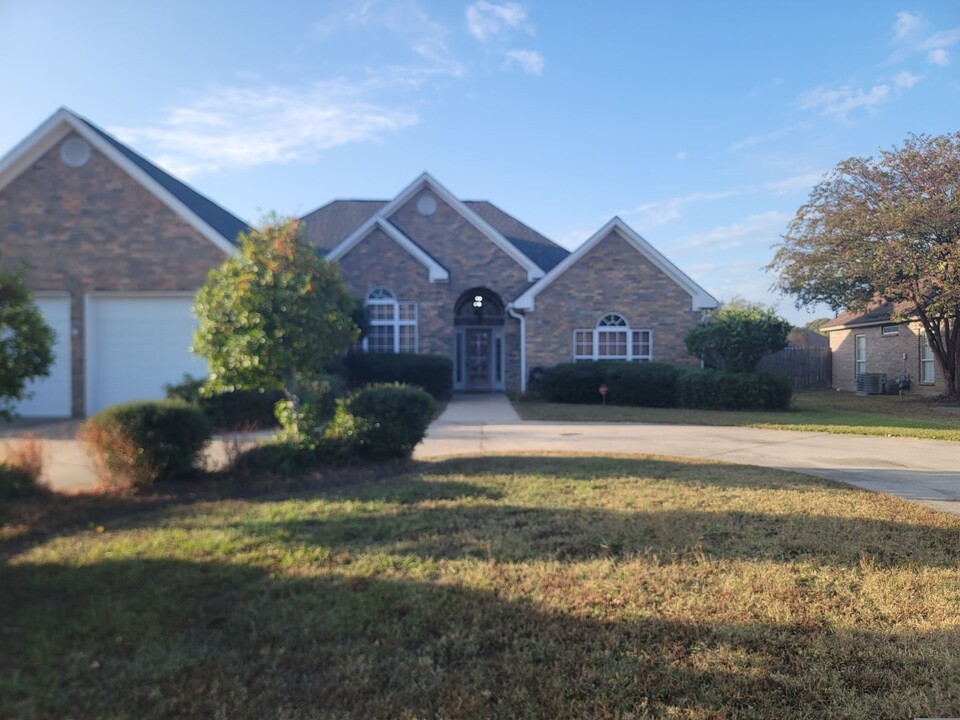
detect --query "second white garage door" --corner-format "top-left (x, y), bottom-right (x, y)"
top-left (86, 295), bottom-right (208, 415)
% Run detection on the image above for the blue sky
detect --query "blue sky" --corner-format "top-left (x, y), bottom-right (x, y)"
top-left (2, 1), bottom-right (958, 324)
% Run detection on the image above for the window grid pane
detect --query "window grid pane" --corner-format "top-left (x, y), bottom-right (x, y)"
top-left (574, 330), bottom-right (592, 359)
top-left (632, 330), bottom-right (651, 359)
top-left (398, 325), bottom-right (417, 353)
top-left (368, 326), bottom-right (395, 353)
top-left (598, 330), bottom-right (628, 358)
top-left (369, 303), bottom-right (395, 322)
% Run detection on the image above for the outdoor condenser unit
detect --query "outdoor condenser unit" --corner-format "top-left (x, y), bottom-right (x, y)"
top-left (855, 373), bottom-right (886, 395)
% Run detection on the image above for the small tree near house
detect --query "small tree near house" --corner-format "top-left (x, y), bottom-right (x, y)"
top-left (0, 261), bottom-right (55, 420)
top-left (193, 216), bottom-right (359, 436)
top-left (769, 132), bottom-right (960, 397)
top-left (685, 300), bottom-right (791, 373)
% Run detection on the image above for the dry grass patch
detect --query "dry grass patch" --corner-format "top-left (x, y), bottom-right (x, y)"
top-left (3, 454), bottom-right (960, 718)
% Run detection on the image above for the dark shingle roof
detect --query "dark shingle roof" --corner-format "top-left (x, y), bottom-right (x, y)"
top-left (820, 300), bottom-right (916, 330)
top-left (464, 200), bottom-right (569, 272)
top-left (76, 114), bottom-right (250, 245)
top-left (298, 197), bottom-right (570, 271)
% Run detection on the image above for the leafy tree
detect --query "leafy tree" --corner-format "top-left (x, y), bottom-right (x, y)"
top-left (804, 318), bottom-right (831, 335)
top-left (684, 300), bottom-right (791, 373)
top-left (193, 217), bottom-right (360, 434)
top-left (769, 133), bottom-right (960, 395)
top-left (0, 263), bottom-right (55, 420)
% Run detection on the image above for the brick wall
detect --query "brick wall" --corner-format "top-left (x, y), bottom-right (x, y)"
top-left (524, 229), bottom-right (702, 372)
top-left (337, 189), bottom-right (534, 391)
top-left (0, 132), bottom-right (229, 415)
top-left (828, 322), bottom-right (946, 394)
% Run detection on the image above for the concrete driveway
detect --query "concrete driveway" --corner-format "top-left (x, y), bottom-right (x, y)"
top-left (415, 395), bottom-right (960, 516)
top-left (8, 394), bottom-right (960, 516)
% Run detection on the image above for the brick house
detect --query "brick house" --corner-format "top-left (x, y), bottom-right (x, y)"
top-left (1, 108), bottom-right (717, 415)
top-left (821, 302), bottom-right (945, 395)
top-left (0, 108), bottom-right (246, 417)
top-left (302, 173), bottom-right (718, 393)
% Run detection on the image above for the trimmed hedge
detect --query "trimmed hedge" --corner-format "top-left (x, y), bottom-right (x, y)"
top-left (342, 352), bottom-right (452, 400)
top-left (604, 362), bottom-right (679, 408)
top-left (676, 369), bottom-right (793, 411)
top-left (539, 361), bottom-right (792, 411)
top-left (79, 400), bottom-right (213, 489)
top-left (347, 383), bottom-right (436, 458)
top-left (540, 362), bottom-right (608, 404)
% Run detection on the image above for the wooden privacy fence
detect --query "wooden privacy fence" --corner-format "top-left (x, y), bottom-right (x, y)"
top-left (757, 346), bottom-right (832, 390)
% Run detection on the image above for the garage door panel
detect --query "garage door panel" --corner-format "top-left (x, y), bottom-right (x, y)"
top-left (88, 296), bottom-right (207, 414)
top-left (15, 297), bottom-right (72, 417)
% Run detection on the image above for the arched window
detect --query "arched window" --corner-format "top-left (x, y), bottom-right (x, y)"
top-left (364, 288), bottom-right (418, 353)
top-left (574, 313), bottom-right (652, 362)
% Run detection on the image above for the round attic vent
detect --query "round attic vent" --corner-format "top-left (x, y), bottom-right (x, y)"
top-left (416, 193), bottom-right (437, 216)
top-left (60, 137), bottom-right (91, 168)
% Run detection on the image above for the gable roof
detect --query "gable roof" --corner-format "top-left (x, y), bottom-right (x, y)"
top-left (321, 173), bottom-right (546, 282)
top-left (0, 107), bottom-right (248, 254)
top-left (513, 216), bottom-right (718, 312)
top-left (330, 217), bottom-right (449, 283)
top-left (820, 300), bottom-right (917, 331)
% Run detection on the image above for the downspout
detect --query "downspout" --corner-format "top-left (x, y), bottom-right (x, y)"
top-left (506, 303), bottom-right (527, 394)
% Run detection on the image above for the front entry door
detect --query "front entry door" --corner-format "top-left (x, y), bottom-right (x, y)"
top-left (465, 328), bottom-right (492, 390)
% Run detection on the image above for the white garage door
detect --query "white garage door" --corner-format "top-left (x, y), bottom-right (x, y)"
top-left (15, 296), bottom-right (72, 417)
top-left (86, 295), bottom-right (207, 414)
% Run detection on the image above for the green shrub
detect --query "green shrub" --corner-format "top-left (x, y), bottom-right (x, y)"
top-left (676, 369), bottom-right (793, 411)
top-left (347, 384), bottom-right (436, 458)
top-left (342, 353), bottom-right (452, 400)
top-left (79, 400), bottom-right (213, 489)
top-left (540, 362), bottom-right (608, 404)
top-left (604, 362), bottom-right (679, 408)
top-left (229, 440), bottom-right (322, 478)
top-left (164, 375), bottom-right (282, 430)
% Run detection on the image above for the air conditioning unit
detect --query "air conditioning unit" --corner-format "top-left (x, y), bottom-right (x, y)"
top-left (856, 372), bottom-right (886, 395)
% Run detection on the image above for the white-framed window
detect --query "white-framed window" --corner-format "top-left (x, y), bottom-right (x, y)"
top-left (854, 334), bottom-right (866, 377)
top-left (364, 288), bottom-right (418, 353)
top-left (920, 332), bottom-right (935, 384)
top-left (881, 324), bottom-right (899, 336)
top-left (574, 312), bottom-right (652, 362)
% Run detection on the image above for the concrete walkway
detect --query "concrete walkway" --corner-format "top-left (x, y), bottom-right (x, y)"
top-left (417, 394), bottom-right (960, 516)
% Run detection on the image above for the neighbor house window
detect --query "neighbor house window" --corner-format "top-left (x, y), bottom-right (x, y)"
top-left (574, 312), bottom-right (652, 362)
top-left (881, 324), bottom-right (899, 336)
top-left (920, 332), bottom-right (935, 384)
top-left (364, 288), bottom-right (417, 353)
top-left (854, 334), bottom-right (866, 376)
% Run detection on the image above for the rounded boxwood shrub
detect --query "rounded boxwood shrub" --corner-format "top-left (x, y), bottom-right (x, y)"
top-left (676, 369), bottom-right (792, 411)
top-left (79, 400), bottom-right (213, 489)
top-left (540, 362), bottom-right (608, 404)
top-left (347, 383), bottom-right (436, 458)
top-left (342, 352), bottom-right (452, 400)
top-left (164, 375), bottom-right (282, 430)
top-left (604, 361), bottom-right (679, 408)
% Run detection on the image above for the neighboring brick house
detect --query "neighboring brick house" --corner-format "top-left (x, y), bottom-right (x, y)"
top-left (0, 108), bottom-right (247, 417)
top-left (303, 173), bottom-right (718, 393)
top-left (1, 108), bottom-right (717, 416)
top-left (821, 302), bottom-right (945, 395)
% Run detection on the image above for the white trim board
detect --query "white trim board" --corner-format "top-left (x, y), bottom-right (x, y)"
top-left (326, 217), bottom-right (449, 283)
top-left (0, 107), bottom-right (239, 257)
top-left (326, 172), bottom-right (545, 282)
top-left (513, 217), bottom-right (718, 312)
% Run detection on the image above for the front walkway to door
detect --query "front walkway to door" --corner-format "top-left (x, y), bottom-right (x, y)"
top-left (431, 393), bottom-right (521, 426)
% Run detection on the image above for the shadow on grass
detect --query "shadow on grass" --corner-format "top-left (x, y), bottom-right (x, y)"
top-left (2, 558), bottom-right (958, 719)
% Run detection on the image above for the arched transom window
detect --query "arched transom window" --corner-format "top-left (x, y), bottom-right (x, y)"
top-left (365, 288), bottom-right (418, 353)
top-left (574, 313), bottom-right (652, 362)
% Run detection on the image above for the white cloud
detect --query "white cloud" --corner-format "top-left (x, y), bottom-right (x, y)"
top-left (502, 49), bottom-right (544, 75)
top-left (675, 151), bottom-right (687, 160)
top-left (466, 1), bottom-right (530, 41)
top-left (928, 48), bottom-right (950, 66)
top-left (799, 83), bottom-right (891, 122)
top-left (893, 70), bottom-right (921, 88)
top-left (893, 11), bottom-right (923, 42)
top-left (729, 124), bottom-right (798, 152)
top-left (618, 172), bottom-right (822, 228)
top-left (111, 83), bottom-right (418, 177)
top-left (676, 211), bottom-right (793, 251)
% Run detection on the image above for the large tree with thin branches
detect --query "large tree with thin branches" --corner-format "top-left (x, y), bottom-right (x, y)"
top-left (770, 132), bottom-right (960, 396)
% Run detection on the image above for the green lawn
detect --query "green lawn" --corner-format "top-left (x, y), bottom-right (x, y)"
top-left (4, 454), bottom-right (960, 718)
top-left (516, 389), bottom-right (960, 440)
